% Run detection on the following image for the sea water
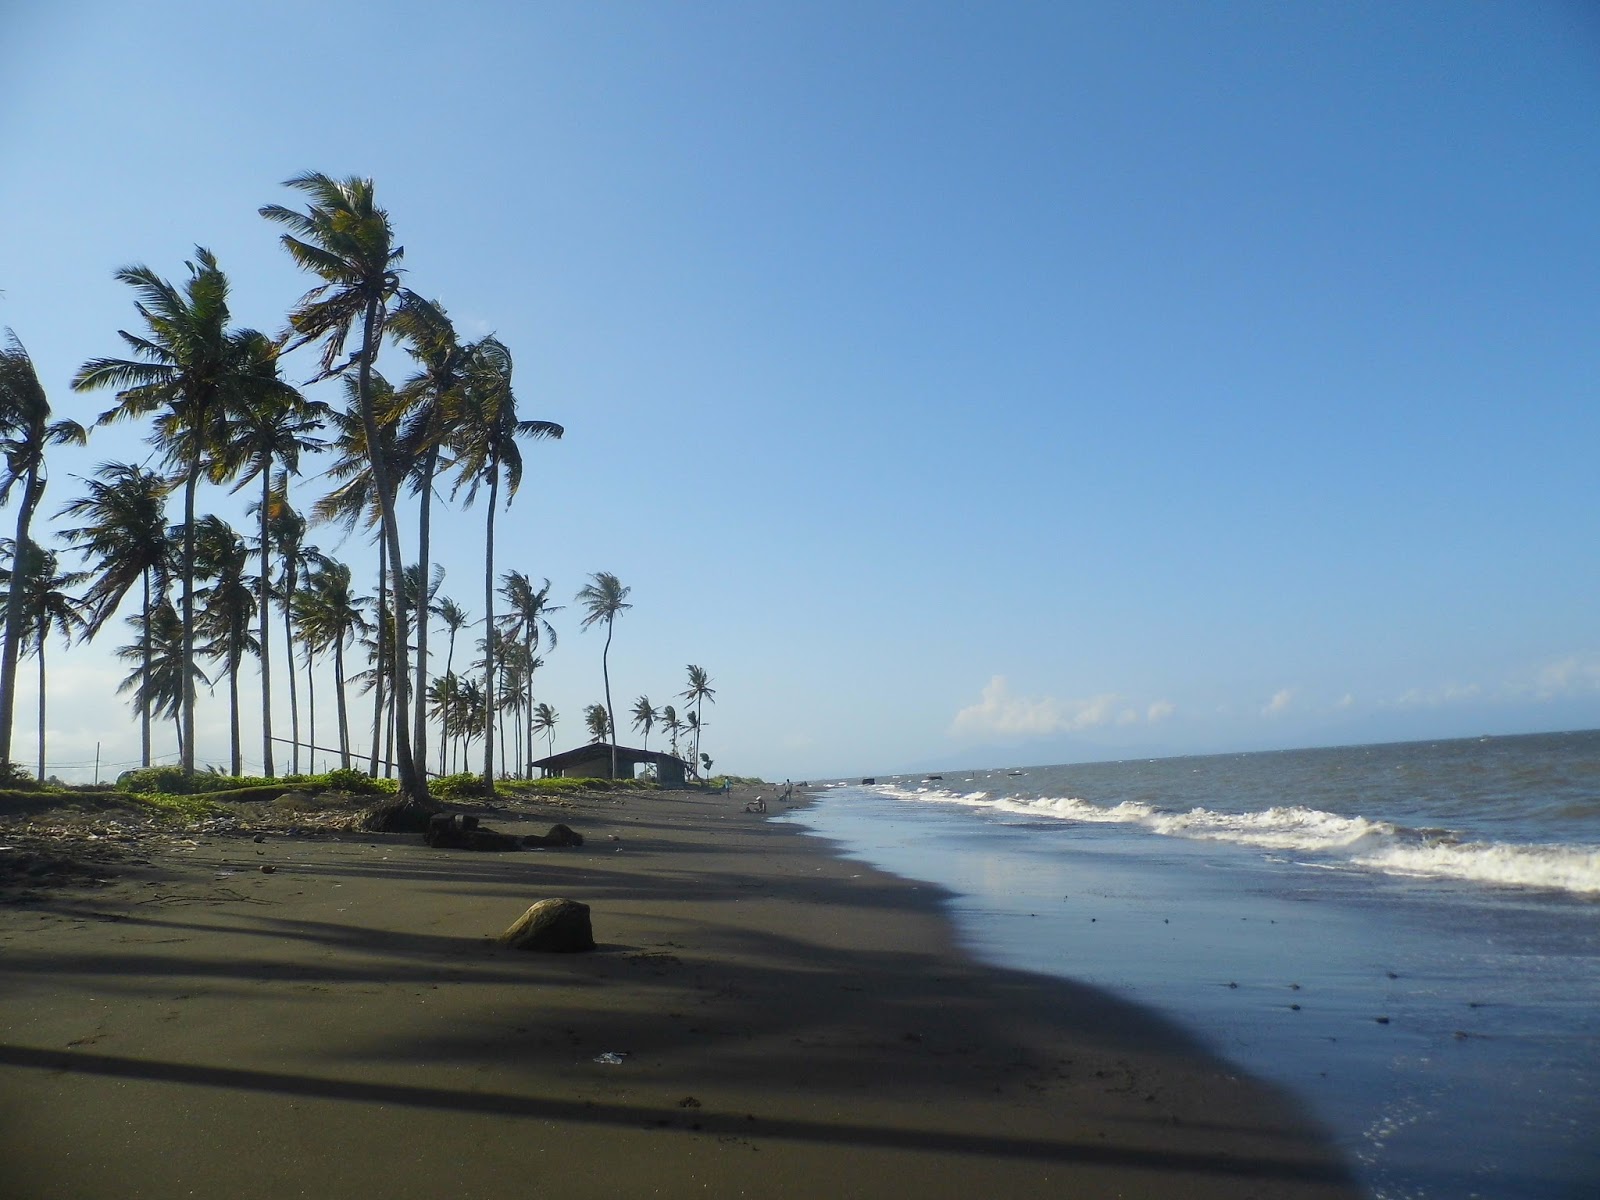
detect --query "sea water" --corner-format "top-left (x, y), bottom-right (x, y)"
top-left (778, 730), bottom-right (1600, 1199)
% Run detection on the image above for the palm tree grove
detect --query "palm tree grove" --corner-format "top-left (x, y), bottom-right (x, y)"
top-left (0, 173), bottom-right (723, 809)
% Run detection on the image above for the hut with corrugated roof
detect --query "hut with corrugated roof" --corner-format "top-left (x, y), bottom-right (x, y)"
top-left (530, 743), bottom-right (690, 788)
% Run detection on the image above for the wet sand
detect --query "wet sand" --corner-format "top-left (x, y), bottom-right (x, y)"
top-left (0, 785), bottom-right (1360, 1198)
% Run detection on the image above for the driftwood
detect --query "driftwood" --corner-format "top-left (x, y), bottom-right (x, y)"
top-left (424, 814), bottom-right (584, 852)
top-left (522, 823), bottom-right (584, 848)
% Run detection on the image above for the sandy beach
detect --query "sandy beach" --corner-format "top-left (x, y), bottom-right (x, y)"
top-left (0, 784), bottom-right (1359, 1199)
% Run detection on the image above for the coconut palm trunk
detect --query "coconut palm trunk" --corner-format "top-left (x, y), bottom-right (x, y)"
top-left (412, 444), bottom-right (438, 781)
top-left (139, 570), bottom-right (153, 765)
top-left (34, 625), bottom-right (46, 781)
top-left (601, 621), bottom-right (616, 776)
top-left (481, 464), bottom-right (499, 791)
top-left (369, 531), bottom-right (386, 774)
top-left (304, 640), bottom-right (317, 773)
top-left (0, 481), bottom-right (42, 771)
top-left (179, 460), bottom-right (200, 778)
top-left (334, 631), bottom-right (351, 768)
top-left (256, 468), bottom-right (274, 775)
top-left (281, 548), bottom-right (300, 773)
top-left (228, 637), bottom-right (242, 775)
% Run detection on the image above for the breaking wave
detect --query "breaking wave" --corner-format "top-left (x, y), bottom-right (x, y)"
top-left (869, 782), bottom-right (1600, 896)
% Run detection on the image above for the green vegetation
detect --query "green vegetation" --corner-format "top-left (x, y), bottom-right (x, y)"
top-left (114, 763), bottom-right (400, 800)
top-left (430, 771), bottom-right (490, 801)
top-left (126, 790), bottom-right (225, 820)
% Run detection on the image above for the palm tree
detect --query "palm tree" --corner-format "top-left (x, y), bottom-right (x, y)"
top-left (294, 558), bottom-right (368, 768)
top-left (0, 331), bottom-right (89, 772)
top-left (57, 462), bottom-right (172, 767)
top-left (313, 386), bottom-right (406, 777)
top-left (193, 516), bottom-right (257, 776)
top-left (631, 696), bottom-right (658, 752)
top-left (0, 542), bottom-right (89, 780)
top-left (499, 571), bottom-right (560, 777)
top-left (401, 561), bottom-right (445, 768)
top-left (210, 351), bottom-right (325, 777)
top-left (259, 478), bottom-right (312, 773)
top-left (530, 701), bottom-right (558, 761)
top-left (73, 248), bottom-right (287, 784)
top-left (584, 703), bottom-right (610, 744)
top-left (391, 297), bottom-right (473, 780)
top-left (576, 572), bottom-right (632, 778)
top-left (262, 173), bottom-right (427, 811)
top-left (684, 710), bottom-right (701, 776)
top-left (660, 703), bottom-right (681, 759)
top-left (681, 664), bottom-right (716, 772)
top-left (426, 673), bottom-right (463, 774)
top-left (116, 599), bottom-right (203, 761)
top-left (450, 337), bottom-right (562, 791)
top-left (351, 593), bottom-right (398, 776)
top-left (431, 595), bottom-right (470, 775)
top-left (451, 677), bottom-right (486, 769)
top-left (495, 638), bottom-right (534, 776)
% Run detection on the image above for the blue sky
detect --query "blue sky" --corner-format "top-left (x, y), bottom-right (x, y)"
top-left (2, 1), bottom-right (1596, 782)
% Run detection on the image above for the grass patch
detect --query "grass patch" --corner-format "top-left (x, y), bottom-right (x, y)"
top-left (126, 792), bottom-right (225, 820)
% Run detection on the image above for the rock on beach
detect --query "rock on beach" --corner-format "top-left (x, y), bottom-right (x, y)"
top-left (498, 898), bottom-right (595, 952)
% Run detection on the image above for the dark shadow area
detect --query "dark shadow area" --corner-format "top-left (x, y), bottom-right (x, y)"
top-left (0, 1042), bottom-right (1351, 1186)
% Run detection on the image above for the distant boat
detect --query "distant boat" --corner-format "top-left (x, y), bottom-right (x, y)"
top-left (860, 777), bottom-right (876, 785)
top-left (923, 775), bottom-right (943, 782)
top-left (1007, 770), bottom-right (1025, 776)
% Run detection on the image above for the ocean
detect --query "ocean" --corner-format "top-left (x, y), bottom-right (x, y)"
top-left (778, 730), bottom-right (1600, 1200)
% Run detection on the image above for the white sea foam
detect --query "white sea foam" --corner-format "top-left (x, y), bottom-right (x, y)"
top-left (1355, 841), bottom-right (1600, 894)
top-left (1146, 805), bottom-right (1393, 851)
top-left (865, 781), bottom-right (1600, 895)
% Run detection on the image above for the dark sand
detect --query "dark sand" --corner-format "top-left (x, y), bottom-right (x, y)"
top-left (0, 785), bottom-right (1360, 1198)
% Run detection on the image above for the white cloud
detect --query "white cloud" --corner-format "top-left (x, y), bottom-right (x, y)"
top-left (1336, 693), bottom-right (1356, 709)
top-left (1146, 699), bottom-right (1176, 723)
top-left (1262, 688), bottom-right (1295, 717)
top-left (950, 676), bottom-right (1125, 739)
top-left (1390, 682), bottom-right (1482, 709)
top-left (1528, 654), bottom-right (1600, 700)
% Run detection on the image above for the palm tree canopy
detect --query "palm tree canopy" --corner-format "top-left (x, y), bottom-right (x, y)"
top-left (260, 174), bottom-right (412, 376)
top-left (576, 572), bottom-right (632, 630)
top-left (0, 330), bottom-right (89, 505)
top-left (631, 696), bottom-right (657, 734)
top-left (448, 337), bottom-right (563, 508)
top-left (389, 297), bottom-right (474, 481)
top-left (56, 463), bottom-right (173, 636)
top-left (0, 542), bottom-right (89, 650)
top-left (73, 250), bottom-right (288, 468)
top-left (192, 516), bottom-right (257, 667)
top-left (584, 703), bottom-right (610, 742)
top-left (116, 599), bottom-right (207, 720)
top-left (531, 702), bottom-right (558, 735)
top-left (294, 559), bottom-right (371, 654)
top-left (500, 571), bottom-right (561, 651)
top-left (312, 376), bottom-right (407, 533)
top-left (434, 596), bottom-right (470, 637)
top-left (402, 562), bottom-right (446, 622)
top-left (207, 345), bottom-right (328, 493)
top-left (682, 663), bottom-right (716, 708)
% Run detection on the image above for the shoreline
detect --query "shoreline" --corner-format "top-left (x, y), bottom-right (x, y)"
top-left (1, 784), bottom-right (1359, 1198)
